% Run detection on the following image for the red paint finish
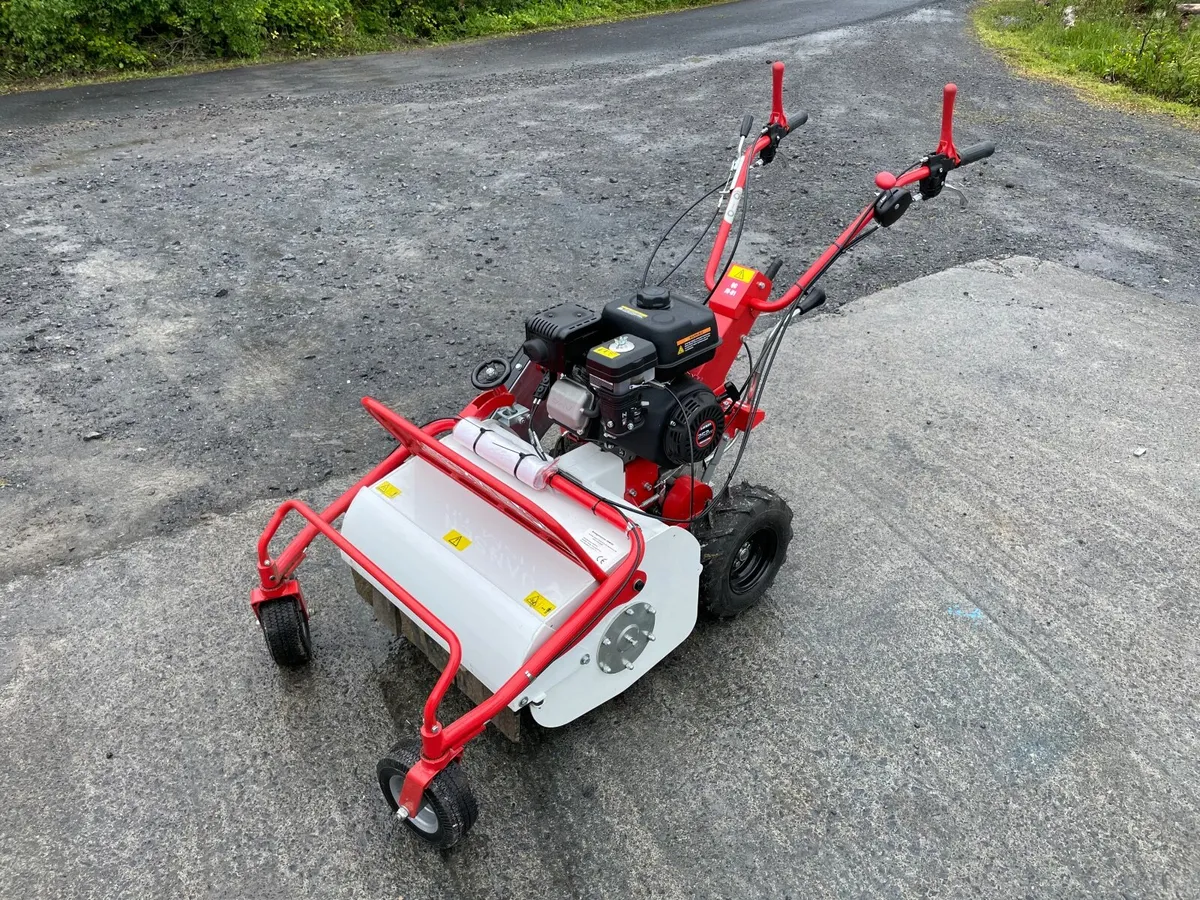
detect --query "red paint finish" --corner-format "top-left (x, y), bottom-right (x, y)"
top-left (662, 476), bottom-right (714, 525)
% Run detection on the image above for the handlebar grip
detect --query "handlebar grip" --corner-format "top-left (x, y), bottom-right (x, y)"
top-left (765, 257), bottom-right (784, 280)
top-left (796, 286), bottom-right (826, 315)
top-left (957, 141), bottom-right (995, 166)
top-left (740, 113), bottom-right (754, 139)
top-left (787, 109), bottom-right (808, 133)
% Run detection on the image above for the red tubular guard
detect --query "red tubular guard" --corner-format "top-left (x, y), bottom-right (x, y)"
top-left (253, 400), bottom-right (646, 819)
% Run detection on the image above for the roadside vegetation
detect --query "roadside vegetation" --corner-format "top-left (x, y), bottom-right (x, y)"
top-left (0, 0), bottom-right (719, 92)
top-left (974, 0), bottom-right (1200, 119)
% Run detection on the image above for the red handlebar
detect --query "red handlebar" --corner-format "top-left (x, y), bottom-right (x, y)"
top-left (936, 83), bottom-right (960, 163)
top-left (769, 61), bottom-right (786, 129)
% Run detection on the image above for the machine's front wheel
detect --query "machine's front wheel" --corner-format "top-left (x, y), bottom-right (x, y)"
top-left (693, 483), bottom-right (794, 618)
top-left (377, 740), bottom-right (478, 849)
top-left (258, 597), bottom-right (312, 667)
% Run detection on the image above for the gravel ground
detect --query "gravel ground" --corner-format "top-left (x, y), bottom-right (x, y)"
top-left (1, 2), bottom-right (1196, 581)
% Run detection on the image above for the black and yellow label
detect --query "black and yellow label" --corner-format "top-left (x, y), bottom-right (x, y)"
top-left (617, 304), bottom-right (648, 319)
top-left (523, 590), bottom-right (557, 617)
top-left (593, 346), bottom-right (620, 359)
top-left (676, 327), bottom-right (713, 355)
top-left (375, 480), bottom-right (401, 499)
top-left (443, 530), bottom-right (472, 551)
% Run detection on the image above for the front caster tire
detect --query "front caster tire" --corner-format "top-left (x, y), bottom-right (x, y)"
top-left (693, 483), bottom-right (794, 618)
top-left (258, 597), bottom-right (312, 667)
top-left (377, 740), bottom-right (478, 849)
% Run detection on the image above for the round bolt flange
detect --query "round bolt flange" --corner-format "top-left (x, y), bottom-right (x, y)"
top-left (597, 602), bottom-right (656, 675)
top-left (580, 654), bottom-right (591, 665)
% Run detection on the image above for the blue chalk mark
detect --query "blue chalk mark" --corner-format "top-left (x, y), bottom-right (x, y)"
top-left (947, 606), bottom-right (985, 623)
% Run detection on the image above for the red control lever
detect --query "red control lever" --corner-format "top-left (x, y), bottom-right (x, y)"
top-left (935, 83), bottom-right (960, 163)
top-left (769, 61), bottom-right (787, 130)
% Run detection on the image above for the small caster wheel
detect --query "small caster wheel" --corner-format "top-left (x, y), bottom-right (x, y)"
top-left (258, 597), bottom-right (311, 667)
top-left (692, 483), bottom-right (793, 618)
top-left (378, 740), bottom-right (478, 849)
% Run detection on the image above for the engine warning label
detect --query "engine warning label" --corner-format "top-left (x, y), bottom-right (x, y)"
top-left (523, 590), bottom-right (557, 617)
top-left (676, 327), bottom-right (712, 355)
top-left (728, 264), bottom-right (756, 283)
top-left (375, 480), bottom-right (401, 499)
top-left (578, 528), bottom-right (623, 568)
top-left (443, 529), bottom-right (472, 551)
top-left (593, 346), bottom-right (620, 359)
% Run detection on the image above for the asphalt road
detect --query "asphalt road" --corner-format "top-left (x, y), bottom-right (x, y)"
top-left (2, 0), bottom-right (1199, 896)
top-left (3, 257), bottom-right (1198, 899)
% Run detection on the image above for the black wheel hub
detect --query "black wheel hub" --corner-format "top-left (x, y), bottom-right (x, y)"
top-left (729, 528), bottom-right (778, 594)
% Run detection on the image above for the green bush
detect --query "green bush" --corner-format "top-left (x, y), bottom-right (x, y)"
top-left (976, 0), bottom-right (1199, 106)
top-left (0, 0), bottom-right (713, 79)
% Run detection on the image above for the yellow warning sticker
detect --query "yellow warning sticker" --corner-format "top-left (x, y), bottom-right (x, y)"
top-left (523, 590), bottom-right (557, 617)
top-left (376, 480), bottom-right (401, 499)
top-left (617, 305), bottom-right (649, 319)
top-left (728, 264), bottom-right (756, 283)
top-left (593, 346), bottom-right (620, 359)
top-left (443, 530), bottom-right (472, 551)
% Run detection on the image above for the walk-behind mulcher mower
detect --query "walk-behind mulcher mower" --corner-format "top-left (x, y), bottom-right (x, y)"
top-left (249, 62), bottom-right (994, 848)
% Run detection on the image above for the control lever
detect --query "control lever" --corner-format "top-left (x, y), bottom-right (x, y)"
top-left (793, 286), bottom-right (827, 318)
top-left (940, 181), bottom-right (968, 209)
top-left (739, 114), bottom-right (754, 139)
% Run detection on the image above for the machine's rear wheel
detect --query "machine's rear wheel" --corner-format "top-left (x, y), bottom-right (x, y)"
top-left (259, 597), bottom-right (312, 667)
top-left (377, 740), bottom-right (478, 850)
top-left (693, 483), bottom-right (793, 618)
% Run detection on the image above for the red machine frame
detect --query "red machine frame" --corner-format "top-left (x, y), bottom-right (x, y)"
top-left (250, 62), bottom-right (990, 824)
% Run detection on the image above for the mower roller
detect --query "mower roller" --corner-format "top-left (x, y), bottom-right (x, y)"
top-left (249, 62), bottom-right (995, 848)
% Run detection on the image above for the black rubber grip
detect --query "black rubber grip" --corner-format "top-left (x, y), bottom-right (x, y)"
top-left (787, 109), bottom-right (809, 132)
top-left (765, 257), bottom-right (784, 280)
top-left (740, 114), bottom-right (754, 138)
top-left (957, 141), bottom-right (995, 166)
top-left (797, 286), bottom-right (826, 315)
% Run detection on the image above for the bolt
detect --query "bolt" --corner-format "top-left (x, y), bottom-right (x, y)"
top-left (623, 660), bottom-right (635, 670)
top-left (396, 806), bottom-right (410, 820)
top-left (647, 606), bottom-right (656, 615)
top-left (602, 636), bottom-right (612, 645)
top-left (430, 725), bottom-right (440, 734)
top-left (623, 634), bottom-right (639, 646)
top-left (519, 696), bottom-right (529, 707)
top-left (606, 420), bottom-right (615, 428)
top-left (625, 607), bottom-right (635, 616)
top-left (600, 663), bottom-right (612, 673)
top-left (581, 654), bottom-right (591, 665)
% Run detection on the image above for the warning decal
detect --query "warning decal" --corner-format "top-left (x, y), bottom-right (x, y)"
top-left (523, 590), bottom-right (557, 617)
top-left (443, 530), bottom-right (472, 551)
top-left (376, 480), bottom-right (401, 499)
top-left (728, 264), bottom-right (756, 283)
top-left (617, 305), bottom-right (649, 319)
top-left (675, 327), bottom-right (712, 355)
top-left (593, 346), bottom-right (620, 359)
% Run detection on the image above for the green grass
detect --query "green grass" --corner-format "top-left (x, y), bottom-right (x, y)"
top-left (972, 0), bottom-right (1200, 124)
top-left (0, 0), bottom-right (727, 95)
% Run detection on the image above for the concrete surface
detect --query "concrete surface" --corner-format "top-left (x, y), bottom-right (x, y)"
top-left (3, 2), bottom-right (1199, 584)
top-left (2, 257), bottom-right (1197, 898)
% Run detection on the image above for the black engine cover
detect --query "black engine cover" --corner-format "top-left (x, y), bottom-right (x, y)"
top-left (601, 288), bottom-right (719, 379)
top-left (615, 376), bottom-right (725, 467)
